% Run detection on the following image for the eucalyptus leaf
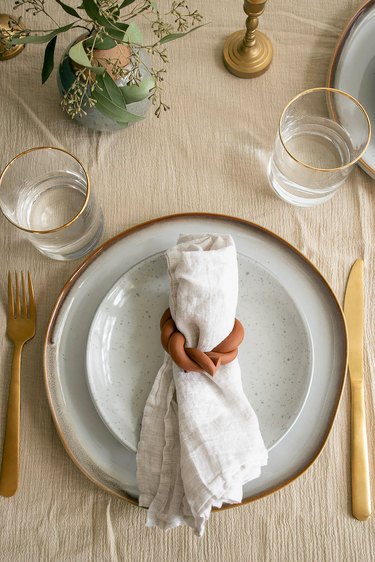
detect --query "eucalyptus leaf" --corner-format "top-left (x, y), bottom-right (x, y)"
top-left (98, 73), bottom-right (127, 109)
top-left (85, 35), bottom-right (118, 50)
top-left (58, 54), bottom-right (77, 91)
top-left (56, 0), bottom-right (81, 18)
top-left (12, 23), bottom-right (75, 45)
top-left (82, 0), bottom-right (128, 39)
top-left (107, 3), bottom-right (120, 19)
top-left (69, 40), bottom-right (105, 74)
top-left (123, 22), bottom-right (143, 45)
top-left (120, 76), bottom-right (155, 104)
top-left (93, 88), bottom-right (144, 123)
top-left (93, 100), bottom-right (129, 126)
top-left (159, 23), bottom-right (205, 44)
top-left (100, 26), bottom-right (127, 42)
top-left (119, 0), bottom-right (137, 8)
top-left (42, 36), bottom-right (57, 83)
top-left (81, 0), bottom-right (101, 20)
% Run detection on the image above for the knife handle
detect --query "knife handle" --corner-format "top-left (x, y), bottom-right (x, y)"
top-left (351, 382), bottom-right (371, 521)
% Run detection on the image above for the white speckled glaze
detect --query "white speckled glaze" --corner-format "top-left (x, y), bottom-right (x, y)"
top-left (44, 215), bottom-right (347, 503)
top-left (86, 252), bottom-right (312, 452)
top-left (330, 0), bottom-right (375, 178)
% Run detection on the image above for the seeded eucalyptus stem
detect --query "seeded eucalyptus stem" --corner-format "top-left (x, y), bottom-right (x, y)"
top-left (6, 0), bottom-right (203, 121)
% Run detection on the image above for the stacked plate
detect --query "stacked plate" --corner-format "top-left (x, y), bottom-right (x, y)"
top-left (44, 214), bottom-right (347, 506)
top-left (328, 0), bottom-right (375, 178)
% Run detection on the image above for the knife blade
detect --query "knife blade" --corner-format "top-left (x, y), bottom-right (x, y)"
top-left (344, 259), bottom-right (371, 521)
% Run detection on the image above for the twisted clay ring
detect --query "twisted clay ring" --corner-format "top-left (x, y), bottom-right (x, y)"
top-left (160, 308), bottom-right (244, 376)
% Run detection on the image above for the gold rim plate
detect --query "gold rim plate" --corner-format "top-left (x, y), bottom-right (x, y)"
top-left (43, 213), bottom-right (347, 508)
top-left (327, 0), bottom-right (375, 178)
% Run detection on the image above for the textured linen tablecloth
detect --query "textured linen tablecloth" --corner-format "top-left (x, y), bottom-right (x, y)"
top-left (0, 0), bottom-right (374, 560)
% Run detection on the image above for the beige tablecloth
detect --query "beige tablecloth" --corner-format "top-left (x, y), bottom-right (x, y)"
top-left (0, 0), bottom-right (374, 560)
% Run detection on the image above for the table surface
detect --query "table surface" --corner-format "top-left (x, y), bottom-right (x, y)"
top-left (0, 1), bottom-right (374, 560)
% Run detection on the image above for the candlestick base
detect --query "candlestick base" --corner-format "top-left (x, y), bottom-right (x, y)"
top-left (223, 29), bottom-right (272, 78)
top-left (0, 14), bottom-right (25, 61)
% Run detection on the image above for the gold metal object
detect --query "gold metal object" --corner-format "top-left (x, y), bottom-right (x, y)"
top-left (344, 259), bottom-right (371, 521)
top-left (0, 272), bottom-right (36, 497)
top-left (223, 0), bottom-right (272, 78)
top-left (279, 88), bottom-right (371, 173)
top-left (0, 147), bottom-right (90, 234)
top-left (0, 14), bottom-right (25, 61)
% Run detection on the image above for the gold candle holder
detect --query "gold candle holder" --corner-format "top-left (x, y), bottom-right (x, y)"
top-left (0, 14), bottom-right (25, 61)
top-left (223, 0), bottom-right (273, 78)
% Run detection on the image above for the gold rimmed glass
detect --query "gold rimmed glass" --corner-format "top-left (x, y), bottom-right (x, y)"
top-left (0, 147), bottom-right (103, 260)
top-left (267, 87), bottom-right (371, 207)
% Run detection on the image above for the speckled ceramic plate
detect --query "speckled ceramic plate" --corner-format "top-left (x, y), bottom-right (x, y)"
top-left (44, 214), bottom-right (347, 505)
top-left (86, 252), bottom-right (312, 452)
top-left (328, 0), bottom-right (375, 178)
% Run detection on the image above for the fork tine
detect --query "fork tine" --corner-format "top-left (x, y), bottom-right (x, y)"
top-left (15, 272), bottom-right (21, 317)
top-left (28, 272), bottom-right (36, 319)
top-left (7, 272), bottom-right (14, 318)
top-left (21, 273), bottom-right (27, 318)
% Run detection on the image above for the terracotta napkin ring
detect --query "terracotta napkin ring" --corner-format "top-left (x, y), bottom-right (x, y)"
top-left (160, 308), bottom-right (245, 376)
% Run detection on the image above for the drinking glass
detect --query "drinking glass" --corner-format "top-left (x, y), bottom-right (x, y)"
top-left (267, 88), bottom-right (371, 207)
top-left (0, 147), bottom-right (103, 260)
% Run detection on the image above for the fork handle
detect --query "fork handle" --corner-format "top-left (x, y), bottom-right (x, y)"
top-left (0, 342), bottom-right (23, 497)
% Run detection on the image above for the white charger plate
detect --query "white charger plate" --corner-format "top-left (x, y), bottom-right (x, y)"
top-left (86, 251), bottom-right (313, 453)
top-left (328, 0), bottom-right (375, 178)
top-left (44, 214), bottom-right (347, 505)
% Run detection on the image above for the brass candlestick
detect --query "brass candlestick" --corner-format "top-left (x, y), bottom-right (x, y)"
top-left (0, 14), bottom-right (25, 61)
top-left (223, 0), bottom-right (273, 78)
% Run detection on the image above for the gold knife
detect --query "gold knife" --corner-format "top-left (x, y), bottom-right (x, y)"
top-left (344, 259), bottom-right (371, 521)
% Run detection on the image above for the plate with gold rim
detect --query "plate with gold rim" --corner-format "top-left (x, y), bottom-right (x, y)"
top-left (328, 0), bottom-right (375, 178)
top-left (44, 214), bottom-right (347, 505)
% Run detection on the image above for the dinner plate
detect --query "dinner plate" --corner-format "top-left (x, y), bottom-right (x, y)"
top-left (86, 252), bottom-right (313, 453)
top-left (328, 0), bottom-right (375, 178)
top-left (44, 214), bottom-right (347, 505)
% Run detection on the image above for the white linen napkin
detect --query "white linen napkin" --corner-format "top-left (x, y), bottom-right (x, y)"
top-left (136, 234), bottom-right (268, 536)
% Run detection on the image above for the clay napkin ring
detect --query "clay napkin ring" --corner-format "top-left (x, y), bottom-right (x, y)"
top-left (160, 308), bottom-right (245, 376)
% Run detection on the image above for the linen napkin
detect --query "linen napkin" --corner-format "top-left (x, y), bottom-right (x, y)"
top-left (136, 234), bottom-right (268, 536)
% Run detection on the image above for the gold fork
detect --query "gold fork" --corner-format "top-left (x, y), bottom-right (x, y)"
top-left (0, 272), bottom-right (36, 497)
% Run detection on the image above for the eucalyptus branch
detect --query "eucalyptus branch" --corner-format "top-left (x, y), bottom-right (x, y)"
top-left (14, 0), bottom-right (60, 26)
top-left (121, 0), bottom-right (154, 22)
top-left (42, 8), bottom-right (59, 26)
top-left (148, 67), bottom-right (169, 118)
top-left (61, 31), bottom-right (101, 118)
top-left (9, 0), bottom-right (204, 120)
top-left (72, 25), bottom-right (93, 32)
top-left (61, 67), bottom-right (97, 118)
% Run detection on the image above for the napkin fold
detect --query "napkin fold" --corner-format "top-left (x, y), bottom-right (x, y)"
top-left (136, 234), bottom-right (268, 535)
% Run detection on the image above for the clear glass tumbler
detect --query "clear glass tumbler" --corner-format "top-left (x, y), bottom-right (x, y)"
top-left (268, 88), bottom-right (371, 207)
top-left (0, 147), bottom-right (103, 260)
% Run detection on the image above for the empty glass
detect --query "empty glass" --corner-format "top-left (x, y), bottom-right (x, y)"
top-left (0, 147), bottom-right (103, 260)
top-left (268, 88), bottom-right (371, 206)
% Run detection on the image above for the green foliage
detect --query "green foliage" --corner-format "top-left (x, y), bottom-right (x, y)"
top-left (12, 23), bottom-right (75, 44)
top-left (159, 23), bottom-right (205, 44)
top-left (69, 40), bottom-right (106, 74)
top-left (42, 36), bottom-right (57, 83)
top-left (55, 0), bottom-right (81, 18)
top-left (120, 76), bottom-right (155, 104)
top-left (119, 0), bottom-right (137, 8)
top-left (93, 73), bottom-right (145, 123)
top-left (9, 0), bottom-right (204, 120)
